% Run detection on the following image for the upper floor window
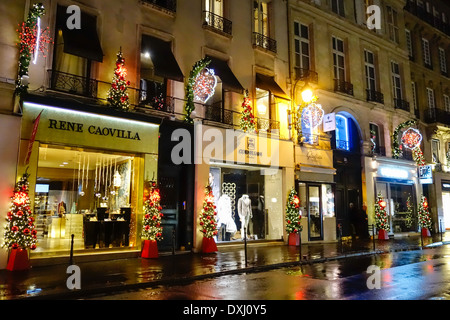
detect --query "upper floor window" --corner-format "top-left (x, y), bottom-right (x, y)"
top-left (391, 61), bottom-right (402, 100)
top-left (331, 0), bottom-right (345, 17)
top-left (364, 50), bottom-right (376, 91)
top-left (412, 81), bottom-right (419, 115)
top-left (387, 6), bottom-right (399, 43)
top-left (444, 94), bottom-right (450, 113)
top-left (254, 0), bottom-right (270, 37)
top-left (369, 123), bottom-right (381, 155)
top-left (332, 36), bottom-right (345, 81)
top-left (294, 22), bottom-right (310, 71)
top-left (432, 139), bottom-right (440, 163)
top-left (205, 0), bottom-right (223, 16)
top-left (427, 87), bottom-right (435, 109)
top-left (422, 38), bottom-right (432, 68)
top-left (405, 29), bottom-right (413, 59)
top-left (439, 47), bottom-right (448, 75)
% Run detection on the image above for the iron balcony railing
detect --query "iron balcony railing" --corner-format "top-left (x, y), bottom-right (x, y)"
top-left (48, 70), bottom-right (98, 99)
top-left (366, 89), bottom-right (384, 104)
top-left (394, 98), bottom-right (410, 112)
top-left (294, 67), bottom-right (318, 84)
top-left (203, 11), bottom-right (232, 36)
top-left (140, 0), bottom-right (177, 13)
top-left (202, 101), bottom-right (234, 126)
top-left (253, 32), bottom-right (277, 53)
top-left (137, 94), bottom-right (175, 114)
top-left (424, 108), bottom-right (450, 126)
top-left (256, 117), bottom-right (280, 133)
top-left (405, 1), bottom-right (450, 36)
top-left (334, 79), bottom-right (354, 96)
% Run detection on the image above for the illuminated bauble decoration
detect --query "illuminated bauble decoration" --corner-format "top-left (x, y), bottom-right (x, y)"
top-left (193, 68), bottom-right (217, 103)
top-left (302, 102), bottom-right (324, 129)
top-left (379, 201), bottom-right (387, 208)
top-left (401, 128), bottom-right (422, 150)
top-left (13, 191), bottom-right (28, 206)
top-left (423, 201), bottom-right (428, 208)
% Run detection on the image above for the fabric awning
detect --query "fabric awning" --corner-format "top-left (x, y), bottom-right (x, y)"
top-left (206, 56), bottom-right (244, 93)
top-left (141, 35), bottom-right (184, 82)
top-left (255, 73), bottom-right (290, 100)
top-left (56, 5), bottom-right (104, 62)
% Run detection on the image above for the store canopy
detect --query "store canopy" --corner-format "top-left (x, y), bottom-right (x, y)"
top-left (141, 35), bottom-right (184, 82)
top-left (206, 55), bottom-right (245, 94)
top-left (255, 73), bottom-right (290, 100)
top-left (56, 5), bottom-right (104, 62)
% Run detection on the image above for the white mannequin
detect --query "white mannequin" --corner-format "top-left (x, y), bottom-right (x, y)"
top-left (217, 194), bottom-right (237, 240)
top-left (238, 194), bottom-right (252, 240)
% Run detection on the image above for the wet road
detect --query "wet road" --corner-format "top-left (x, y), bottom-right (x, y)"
top-left (87, 246), bottom-right (450, 300)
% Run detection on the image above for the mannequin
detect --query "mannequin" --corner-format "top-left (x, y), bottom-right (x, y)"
top-left (217, 194), bottom-right (237, 241)
top-left (237, 194), bottom-right (252, 240)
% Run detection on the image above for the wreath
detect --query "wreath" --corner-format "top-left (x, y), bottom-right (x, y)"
top-left (184, 57), bottom-right (212, 123)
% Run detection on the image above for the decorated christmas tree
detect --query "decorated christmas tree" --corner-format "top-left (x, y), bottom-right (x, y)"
top-left (199, 185), bottom-right (218, 239)
top-left (405, 195), bottom-right (414, 229)
top-left (107, 49), bottom-right (131, 111)
top-left (285, 187), bottom-right (302, 235)
top-left (418, 195), bottom-right (432, 231)
top-left (141, 183), bottom-right (163, 242)
top-left (3, 171), bottom-right (37, 251)
top-left (239, 91), bottom-right (256, 133)
top-left (375, 193), bottom-right (389, 233)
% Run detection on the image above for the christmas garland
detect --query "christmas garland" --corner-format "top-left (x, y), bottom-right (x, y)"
top-left (15, 3), bottom-right (48, 96)
top-left (184, 57), bottom-right (211, 123)
top-left (391, 120), bottom-right (416, 159)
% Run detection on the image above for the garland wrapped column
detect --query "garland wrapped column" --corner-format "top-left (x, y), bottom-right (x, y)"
top-left (184, 58), bottom-right (212, 123)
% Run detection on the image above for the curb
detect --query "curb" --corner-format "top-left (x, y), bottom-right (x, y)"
top-left (18, 242), bottom-right (444, 300)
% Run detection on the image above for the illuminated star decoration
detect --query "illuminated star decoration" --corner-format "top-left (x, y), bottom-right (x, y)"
top-left (401, 128), bottom-right (425, 167)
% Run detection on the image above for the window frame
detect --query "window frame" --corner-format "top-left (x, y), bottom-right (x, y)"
top-left (427, 87), bottom-right (436, 110)
top-left (422, 38), bottom-right (432, 67)
top-left (332, 36), bottom-right (346, 81)
top-left (364, 49), bottom-right (377, 91)
top-left (391, 61), bottom-right (402, 100)
top-left (386, 6), bottom-right (399, 44)
top-left (294, 21), bottom-right (311, 71)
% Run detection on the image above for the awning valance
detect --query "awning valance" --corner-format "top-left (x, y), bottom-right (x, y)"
top-left (255, 73), bottom-right (290, 100)
top-left (206, 55), bottom-right (244, 93)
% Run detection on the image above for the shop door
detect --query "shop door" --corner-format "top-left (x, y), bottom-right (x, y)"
top-left (443, 192), bottom-right (450, 230)
top-left (308, 185), bottom-right (323, 240)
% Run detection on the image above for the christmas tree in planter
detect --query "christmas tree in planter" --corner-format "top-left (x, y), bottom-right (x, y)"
top-left (200, 185), bottom-right (218, 253)
top-left (418, 195), bottom-right (432, 237)
top-left (141, 182), bottom-right (163, 259)
top-left (375, 193), bottom-right (389, 240)
top-left (107, 49), bottom-right (131, 111)
top-left (3, 171), bottom-right (37, 271)
top-left (239, 91), bottom-right (256, 133)
top-left (285, 187), bottom-right (302, 246)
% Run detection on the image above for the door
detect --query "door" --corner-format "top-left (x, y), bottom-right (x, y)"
top-left (308, 185), bottom-right (323, 240)
top-left (443, 192), bottom-right (450, 230)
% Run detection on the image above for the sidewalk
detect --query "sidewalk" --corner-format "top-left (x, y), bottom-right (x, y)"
top-left (1, 232), bottom-right (449, 300)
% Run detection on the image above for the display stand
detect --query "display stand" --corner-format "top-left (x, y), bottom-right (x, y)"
top-left (421, 227), bottom-right (431, 238)
top-left (202, 237), bottom-right (218, 253)
top-left (288, 233), bottom-right (300, 246)
top-left (377, 229), bottom-right (389, 240)
top-left (6, 249), bottom-right (30, 271)
top-left (141, 240), bottom-right (158, 259)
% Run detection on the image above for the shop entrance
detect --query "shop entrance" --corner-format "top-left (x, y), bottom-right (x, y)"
top-left (443, 192), bottom-right (450, 230)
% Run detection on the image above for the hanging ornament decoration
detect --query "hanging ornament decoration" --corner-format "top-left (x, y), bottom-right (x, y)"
top-left (184, 57), bottom-right (212, 123)
top-left (193, 68), bottom-right (217, 104)
top-left (301, 102), bottom-right (324, 130)
top-left (239, 90), bottom-right (257, 133)
top-left (401, 128), bottom-right (422, 150)
top-left (15, 3), bottom-right (53, 96)
top-left (391, 120), bottom-right (416, 159)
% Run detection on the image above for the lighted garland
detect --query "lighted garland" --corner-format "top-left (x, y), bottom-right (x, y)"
top-left (391, 120), bottom-right (416, 159)
top-left (239, 90), bottom-right (256, 133)
top-left (184, 57), bottom-right (212, 123)
top-left (15, 3), bottom-right (52, 96)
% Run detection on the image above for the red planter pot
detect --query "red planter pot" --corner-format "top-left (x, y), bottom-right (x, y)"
top-left (7, 249), bottom-right (30, 271)
top-left (202, 237), bottom-right (218, 253)
top-left (141, 240), bottom-right (158, 259)
top-left (377, 229), bottom-right (389, 240)
top-left (421, 227), bottom-right (431, 238)
top-left (288, 233), bottom-right (300, 246)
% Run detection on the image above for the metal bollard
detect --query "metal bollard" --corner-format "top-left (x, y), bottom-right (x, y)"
top-left (244, 227), bottom-right (248, 268)
top-left (69, 234), bottom-right (74, 266)
top-left (372, 224), bottom-right (376, 252)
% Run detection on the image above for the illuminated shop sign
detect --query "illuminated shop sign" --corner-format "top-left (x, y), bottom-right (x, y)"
top-left (378, 166), bottom-right (410, 180)
top-left (418, 165), bottom-right (433, 185)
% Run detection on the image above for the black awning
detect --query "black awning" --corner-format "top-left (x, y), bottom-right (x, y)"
top-left (206, 56), bottom-right (244, 93)
top-left (255, 73), bottom-right (290, 100)
top-left (56, 6), bottom-right (104, 62)
top-left (141, 35), bottom-right (184, 82)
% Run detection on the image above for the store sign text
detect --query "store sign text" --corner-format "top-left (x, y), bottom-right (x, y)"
top-left (48, 119), bottom-right (141, 141)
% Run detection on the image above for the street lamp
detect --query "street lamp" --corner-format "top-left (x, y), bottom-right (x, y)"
top-left (301, 85), bottom-right (314, 104)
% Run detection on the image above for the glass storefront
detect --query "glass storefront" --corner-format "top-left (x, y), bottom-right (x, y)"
top-left (375, 180), bottom-right (417, 233)
top-left (33, 145), bottom-right (139, 255)
top-left (298, 182), bottom-right (335, 241)
top-left (209, 163), bottom-right (283, 243)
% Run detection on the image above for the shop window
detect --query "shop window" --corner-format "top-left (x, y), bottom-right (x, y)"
top-left (432, 139), bottom-right (440, 164)
top-left (34, 145), bottom-right (137, 255)
top-left (209, 164), bottom-right (283, 243)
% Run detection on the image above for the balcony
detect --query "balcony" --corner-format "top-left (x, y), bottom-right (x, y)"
top-left (405, 1), bottom-right (450, 36)
top-left (424, 108), bottom-right (450, 126)
top-left (48, 70), bottom-right (98, 99)
top-left (334, 79), bottom-right (354, 96)
top-left (294, 68), bottom-right (318, 84)
top-left (253, 32), bottom-right (277, 53)
top-left (256, 117), bottom-right (280, 134)
top-left (203, 11), bottom-right (232, 36)
top-left (202, 101), bottom-right (234, 126)
top-left (394, 98), bottom-right (410, 112)
top-left (137, 94), bottom-right (175, 114)
top-left (140, 0), bottom-right (177, 14)
top-left (366, 89), bottom-right (384, 104)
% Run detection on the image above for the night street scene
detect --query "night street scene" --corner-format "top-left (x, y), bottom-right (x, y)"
top-left (1, 0), bottom-right (450, 313)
